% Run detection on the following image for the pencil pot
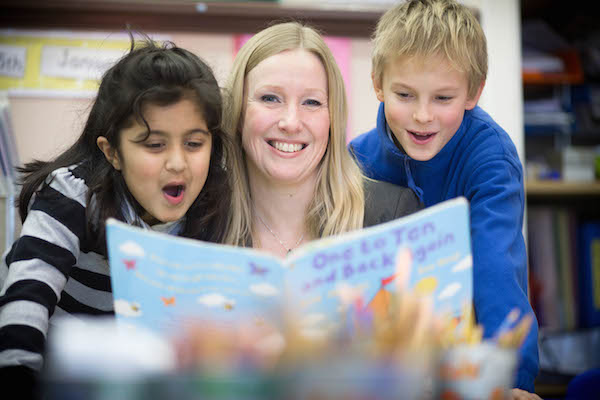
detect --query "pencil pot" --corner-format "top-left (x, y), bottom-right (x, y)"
top-left (436, 342), bottom-right (517, 400)
top-left (283, 355), bottom-right (429, 400)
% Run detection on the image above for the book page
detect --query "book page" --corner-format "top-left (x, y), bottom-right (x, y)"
top-left (285, 197), bottom-right (473, 337)
top-left (106, 221), bottom-right (287, 337)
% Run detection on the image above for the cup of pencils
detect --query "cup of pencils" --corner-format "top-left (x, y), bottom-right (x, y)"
top-left (436, 308), bottom-right (533, 400)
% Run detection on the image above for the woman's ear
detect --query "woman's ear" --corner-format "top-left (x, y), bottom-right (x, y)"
top-left (96, 136), bottom-right (121, 170)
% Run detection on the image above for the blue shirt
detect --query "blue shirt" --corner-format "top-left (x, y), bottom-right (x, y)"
top-left (350, 103), bottom-right (540, 391)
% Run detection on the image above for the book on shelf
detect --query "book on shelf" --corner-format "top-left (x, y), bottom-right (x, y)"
top-left (527, 206), bottom-right (561, 329)
top-left (578, 221), bottom-right (600, 328)
top-left (528, 205), bottom-right (600, 331)
top-left (106, 197), bottom-right (473, 338)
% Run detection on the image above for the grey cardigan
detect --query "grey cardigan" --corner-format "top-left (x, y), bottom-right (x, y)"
top-left (363, 178), bottom-right (423, 228)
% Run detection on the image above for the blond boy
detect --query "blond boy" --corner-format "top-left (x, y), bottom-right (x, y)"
top-left (349, 1), bottom-right (540, 397)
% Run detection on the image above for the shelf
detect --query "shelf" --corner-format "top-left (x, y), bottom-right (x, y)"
top-left (0, 0), bottom-right (385, 37)
top-left (522, 50), bottom-right (584, 85)
top-left (526, 180), bottom-right (600, 196)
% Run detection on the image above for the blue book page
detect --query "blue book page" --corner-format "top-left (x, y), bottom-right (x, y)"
top-left (284, 197), bottom-right (472, 336)
top-left (106, 220), bottom-right (286, 337)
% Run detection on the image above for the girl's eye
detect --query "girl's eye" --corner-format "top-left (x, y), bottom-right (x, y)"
top-left (185, 141), bottom-right (205, 149)
top-left (260, 94), bottom-right (280, 103)
top-left (144, 142), bottom-right (164, 150)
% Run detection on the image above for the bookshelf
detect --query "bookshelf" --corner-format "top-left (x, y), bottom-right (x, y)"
top-left (522, 2), bottom-right (600, 396)
top-left (526, 180), bottom-right (600, 197)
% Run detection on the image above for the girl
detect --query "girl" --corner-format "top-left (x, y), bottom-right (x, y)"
top-left (0, 36), bottom-right (231, 384)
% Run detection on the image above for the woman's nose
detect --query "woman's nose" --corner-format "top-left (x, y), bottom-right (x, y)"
top-left (278, 104), bottom-right (302, 133)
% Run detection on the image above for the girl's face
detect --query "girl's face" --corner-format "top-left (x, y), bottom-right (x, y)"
top-left (98, 98), bottom-right (212, 225)
top-left (241, 49), bottom-right (330, 187)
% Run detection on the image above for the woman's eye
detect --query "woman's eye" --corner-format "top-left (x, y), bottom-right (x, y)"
top-left (260, 94), bottom-right (279, 103)
top-left (304, 99), bottom-right (322, 107)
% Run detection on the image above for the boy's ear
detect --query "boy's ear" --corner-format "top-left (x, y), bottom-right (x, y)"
top-left (96, 136), bottom-right (121, 170)
top-left (465, 81), bottom-right (485, 110)
top-left (372, 71), bottom-right (385, 103)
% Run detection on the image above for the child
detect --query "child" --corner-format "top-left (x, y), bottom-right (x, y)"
top-left (0, 35), bottom-right (231, 388)
top-left (349, 0), bottom-right (540, 396)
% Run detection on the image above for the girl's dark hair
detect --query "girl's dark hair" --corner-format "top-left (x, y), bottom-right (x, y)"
top-left (17, 33), bottom-right (231, 246)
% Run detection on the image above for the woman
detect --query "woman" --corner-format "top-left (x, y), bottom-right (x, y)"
top-left (223, 21), bottom-right (421, 257)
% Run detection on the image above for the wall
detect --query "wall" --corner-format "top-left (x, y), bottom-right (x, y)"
top-left (7, 32), bottom-right (377, 165)
top-left (7, 0), bottom-right (522, 167)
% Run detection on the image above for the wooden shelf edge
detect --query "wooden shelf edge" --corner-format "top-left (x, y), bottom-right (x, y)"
top-left (0, 0), bottom-right (385, 37)
top-left (526, 180), bottom-right (600, 196)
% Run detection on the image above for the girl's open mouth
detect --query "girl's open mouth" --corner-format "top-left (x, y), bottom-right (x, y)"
top-left (163, 184), bottom-right (185, 205)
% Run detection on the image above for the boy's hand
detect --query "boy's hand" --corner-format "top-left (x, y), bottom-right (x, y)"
top-left (510, 388), bottom-right (542, 400)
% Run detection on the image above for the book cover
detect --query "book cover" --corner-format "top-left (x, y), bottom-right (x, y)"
top-left (578, 221), bottom-right (600, 328)
top-left (106, 197), bottom-right (473, 338)
top-left (527, 206), bottom-right (560, 329)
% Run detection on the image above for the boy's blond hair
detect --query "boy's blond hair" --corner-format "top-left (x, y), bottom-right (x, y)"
top-left (372, 0), bottom-right (487, 98)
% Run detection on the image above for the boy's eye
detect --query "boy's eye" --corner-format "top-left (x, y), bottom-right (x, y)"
top-left (437, 96), bottom-right (453, 101)
top-left (395, 92), bottom-right (412, 99)
top-left (260, 94), bottom-right (280, 103)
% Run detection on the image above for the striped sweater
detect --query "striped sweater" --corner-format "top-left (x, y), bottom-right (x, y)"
top-left (0, 165), bottom-right (113, 372)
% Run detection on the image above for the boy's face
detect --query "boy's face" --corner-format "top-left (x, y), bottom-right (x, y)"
top-left (373, 54), bottom-right (483, 161)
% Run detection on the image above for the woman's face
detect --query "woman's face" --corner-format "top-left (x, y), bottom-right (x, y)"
top-left (98, 99), bottom-right (212, 225)
top-left (241, 49), bottom-right (330, 187)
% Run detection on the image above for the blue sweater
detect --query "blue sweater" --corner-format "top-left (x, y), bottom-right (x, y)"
top-left (350, 103), bottom-right (539, 391)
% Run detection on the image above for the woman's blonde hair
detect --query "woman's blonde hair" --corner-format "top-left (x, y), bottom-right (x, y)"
top-left (223, 21), bottom-right (365, 246)
top-left (372, 0), bottom-right (487, 98)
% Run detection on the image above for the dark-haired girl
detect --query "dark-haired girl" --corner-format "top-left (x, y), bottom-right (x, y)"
top-left (0, 37), bottom-right (231, 384)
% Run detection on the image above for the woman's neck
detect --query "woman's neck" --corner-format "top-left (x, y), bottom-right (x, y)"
top-left (249, 173), bottom-right (316, 257)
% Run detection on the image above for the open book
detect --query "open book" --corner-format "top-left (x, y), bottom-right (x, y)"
top-left (106, 197), bottom-right (472, 338)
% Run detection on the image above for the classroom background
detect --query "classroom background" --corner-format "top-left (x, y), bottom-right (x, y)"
top-left (1, 0), bottom-right (599, 398)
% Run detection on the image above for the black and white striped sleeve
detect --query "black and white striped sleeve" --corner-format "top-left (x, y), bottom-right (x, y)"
top-left (0, 166), bottom-right (88, 371)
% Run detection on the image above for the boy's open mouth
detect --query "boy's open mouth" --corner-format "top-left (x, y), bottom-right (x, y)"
top-left (408, 130), bottom-right (435, 142)
top-left (268, 140), bottom-right (307, 153)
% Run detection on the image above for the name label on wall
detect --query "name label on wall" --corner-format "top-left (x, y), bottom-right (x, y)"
top-left (0, 44), bottom-right (26, 78)
top-left (40, 46), bottom-right (124, 80)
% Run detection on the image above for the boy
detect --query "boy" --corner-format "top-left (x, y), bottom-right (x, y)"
top-left (349, 0), bottom-right (540, 396)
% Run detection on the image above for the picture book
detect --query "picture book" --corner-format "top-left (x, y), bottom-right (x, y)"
top-left (106, 197), bottom-right (473, 338)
